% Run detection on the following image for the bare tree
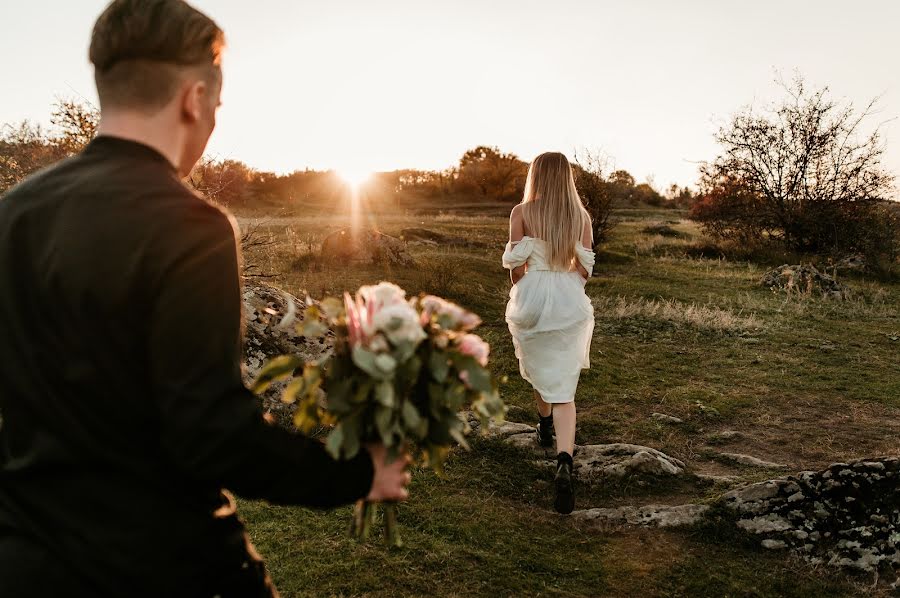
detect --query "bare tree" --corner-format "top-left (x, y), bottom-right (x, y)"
top-left (50, 98), bottom-right (99, 153)
top-left (698, 74), bottom-right (895, 253)
top-left (573, 147), bottom-right (616, 248)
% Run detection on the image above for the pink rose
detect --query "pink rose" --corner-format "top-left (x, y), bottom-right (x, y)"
top-left (457, 333), bottom-right (489, 366)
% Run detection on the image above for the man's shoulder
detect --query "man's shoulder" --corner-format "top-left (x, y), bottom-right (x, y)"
top-left (0, 154), bottom-right (80, 205)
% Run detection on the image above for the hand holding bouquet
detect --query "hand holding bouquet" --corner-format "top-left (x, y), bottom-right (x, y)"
top-left (252, 282), bottom-right (506, 547)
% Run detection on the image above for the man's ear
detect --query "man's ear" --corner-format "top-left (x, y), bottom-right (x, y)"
top-left (180, 79), bottom-right (207, 123)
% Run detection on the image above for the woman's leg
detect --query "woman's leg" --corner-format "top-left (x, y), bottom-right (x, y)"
top-left (534, 389), bottom-right (552, 418)
top-left (552, 402), bottom-right (576, 456)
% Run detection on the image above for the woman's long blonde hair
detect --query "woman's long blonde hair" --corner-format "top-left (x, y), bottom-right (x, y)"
top-left (521, 152), bottom-right (590, 269)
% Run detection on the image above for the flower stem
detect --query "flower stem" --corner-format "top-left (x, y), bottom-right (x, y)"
top-left (383, 502), bottom-right (403, 548)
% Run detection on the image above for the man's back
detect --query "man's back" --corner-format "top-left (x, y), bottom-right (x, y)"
top-left (0, 137), bottom-right (373, 596)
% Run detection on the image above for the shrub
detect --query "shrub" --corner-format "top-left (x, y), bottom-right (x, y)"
top-left (692, 75), bottom-right (897, 271)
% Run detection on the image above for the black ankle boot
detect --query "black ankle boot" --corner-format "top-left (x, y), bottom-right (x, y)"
top-left (554, 451), bottom-right (575, 514)
top-left (536, 413), bottom-right (554, 448)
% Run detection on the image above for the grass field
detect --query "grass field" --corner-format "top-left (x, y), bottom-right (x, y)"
top-left (233, 202), bottom-right (900, 597)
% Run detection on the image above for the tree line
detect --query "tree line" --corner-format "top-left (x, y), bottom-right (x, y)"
top-left (0, 100), bottom-right (687, 217)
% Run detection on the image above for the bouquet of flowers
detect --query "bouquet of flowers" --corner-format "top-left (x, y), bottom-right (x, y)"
top-left (252, 282), bottom-right (506, 547)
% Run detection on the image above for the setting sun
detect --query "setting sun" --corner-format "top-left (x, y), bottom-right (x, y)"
top-left (336, 167), bottom-right (373, 190)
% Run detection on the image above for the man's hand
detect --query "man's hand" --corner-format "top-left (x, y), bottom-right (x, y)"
top-left (365, 444), bottom-right (412, 502)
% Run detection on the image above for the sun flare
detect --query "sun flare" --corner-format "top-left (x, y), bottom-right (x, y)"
top-left (336, 168), bottom-right (373, 190)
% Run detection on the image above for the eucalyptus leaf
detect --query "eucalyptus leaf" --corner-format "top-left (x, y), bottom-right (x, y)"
top-left (450, 353), bottom-right (492, 393)
top-left (375, 405), bottom-right (395, 445)
top-left (401, 399), bottom-right (426, 438)
top-left (429, 350), bottom-right (450, 383)
top-left (325, 377), bottom-right (353, 413)
top-left (341, 414), bottom-right (362, 459)
top-left (375, 380), bottom-right (395, 408)
top-left (352, 345), bottom-right (390, 380)
top-left (325, 424), bottom-right (344, 459)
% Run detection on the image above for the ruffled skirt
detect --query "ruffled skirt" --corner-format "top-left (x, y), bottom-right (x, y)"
top-left (505, 271), bottom-right (594, 403)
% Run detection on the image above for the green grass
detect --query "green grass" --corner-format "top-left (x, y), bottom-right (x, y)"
top-left (234, 204), bottom-right (898, 597)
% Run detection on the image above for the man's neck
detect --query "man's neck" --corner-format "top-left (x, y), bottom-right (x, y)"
top-left (97, 112), bottom-right (185, 175)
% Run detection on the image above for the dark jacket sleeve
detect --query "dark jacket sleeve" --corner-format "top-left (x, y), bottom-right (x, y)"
top-left (146, 203), bottom-right (373, 508)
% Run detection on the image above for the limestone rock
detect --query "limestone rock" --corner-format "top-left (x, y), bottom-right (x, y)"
top-left (242, 281), bottom-right (332, 426)
top-left (482, 420), bottom-right (687, 481)
top-left (721, 457), bottom-right (900, 573)
top-left (482, 420), bottom-right (536, 440)
top-left (760, 264), bottom-right (850, 299)
top-left (650, 412), bottom-right (683, 424)
top-left (579, 444), bottom-right (686, 479)
top-left (718, 452), bottom-right (788, 469)
top-left (573, 503), bottom-right (709, 528)
top-left (320, 228), bottom-right (414, 266)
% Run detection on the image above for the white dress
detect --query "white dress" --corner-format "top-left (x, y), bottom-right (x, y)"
top-left (502, 236), bottom-right (595, 404)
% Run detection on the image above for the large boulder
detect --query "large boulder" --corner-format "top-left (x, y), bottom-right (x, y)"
top-left (242, 281), bottom-right (332, 425)
top-left (320, 228), bottom-right (414, 266)
top-left (721, 457), bottom-right (900, 572)
top-left (761, 264), bottom-right (850, 299)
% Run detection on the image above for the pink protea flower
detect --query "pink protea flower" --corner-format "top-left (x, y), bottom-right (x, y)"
top-left (343, 291), bottom-right (363, 347)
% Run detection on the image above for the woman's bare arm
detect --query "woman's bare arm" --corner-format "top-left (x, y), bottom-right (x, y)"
top-left (509, 205), bottom-right (527, 284)
top-left (575, 216), bottom-right (593, 280)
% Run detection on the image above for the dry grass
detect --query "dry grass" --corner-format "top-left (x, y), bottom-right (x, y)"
top-left (594, 295), bottom-right (765, 332)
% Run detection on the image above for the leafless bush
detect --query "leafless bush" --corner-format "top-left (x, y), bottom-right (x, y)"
top-left (693, 74), bottom-right (897, 270)
top-left (573, 148), bottom-right (616, 247)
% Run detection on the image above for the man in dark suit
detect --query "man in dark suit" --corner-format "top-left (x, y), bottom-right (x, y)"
top-left (0, 1), bottom-right (410, 596)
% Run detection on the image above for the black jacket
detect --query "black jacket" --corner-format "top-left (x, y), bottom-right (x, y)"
top-left (0, 136), bottom-right (372, 596)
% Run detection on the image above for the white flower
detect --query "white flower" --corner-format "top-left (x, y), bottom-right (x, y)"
top-left (369, 333), bottom-right (389, 353)
top-left (373, 302), bottom-right (427, 346)
top-left (359, 282), bottom-right (406, 311)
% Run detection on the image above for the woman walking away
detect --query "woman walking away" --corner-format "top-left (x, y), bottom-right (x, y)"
top-left (502, 152), bottom-right (595, 514)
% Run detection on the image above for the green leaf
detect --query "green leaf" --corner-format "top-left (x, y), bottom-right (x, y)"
top-left (324, 377), bottom-right (353, 413)
top-left (351, 380), bottom-right (373, 405)
top-left (352, 346), bottom-right (391, 380)
top-left (427, 383), bottom-right (446, 418)
top-left (251, 355), bottom-right (302, 395)
top-left (393, 339), bottom-right (417, 362)
top-left (375, 380), bottom-right (395, 407)
top-left (429, 350), bottom-right (450, 383)
top-left (375, 405), bottom-right (395, 445)
top-left (450, 353), bottom-right (492, 393)
top-left (401, 399), bottom-right (426, 438)
top-left (341, 414), bottom-right (362, 459)
top-left (325, 424), bottom-right (344, 459)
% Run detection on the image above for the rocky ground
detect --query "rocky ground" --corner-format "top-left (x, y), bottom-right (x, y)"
top-left (473, 414), bottom-right (899, 581)
top-left (240, 274), bottom-right (899, 591)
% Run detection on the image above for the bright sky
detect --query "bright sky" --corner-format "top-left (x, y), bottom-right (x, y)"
top-left (3, 0), bottom-right (900, 191)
